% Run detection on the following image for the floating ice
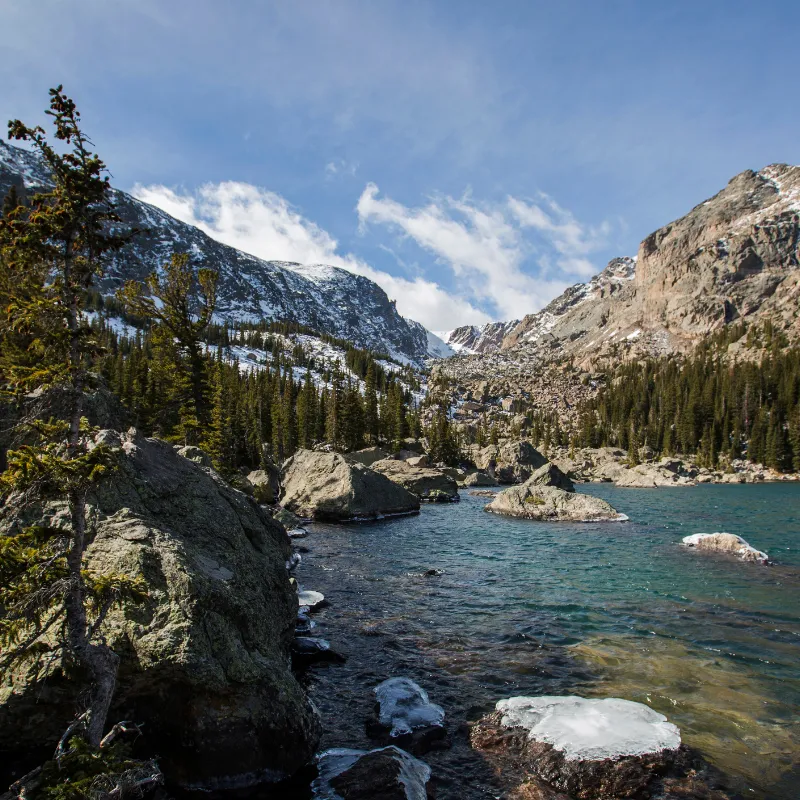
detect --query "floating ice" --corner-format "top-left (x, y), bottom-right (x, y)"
top-left (313, 746), bottom-right (430, 800)
top-left (298, 589), bottom-right (325, 610)
top-left (496, 696), bottom-right (681, 761)
top-left (682, 532), bottom-right (769, 563)
top-left (374, 677), bottom-right (445, 737)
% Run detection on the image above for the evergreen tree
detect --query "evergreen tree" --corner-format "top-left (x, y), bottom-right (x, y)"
top-left (0, 88), bottom-right (145, 746)
top-left (118, 252), bottom-right (218, 441)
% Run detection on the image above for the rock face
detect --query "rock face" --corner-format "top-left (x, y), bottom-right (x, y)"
top-left (370, 458), bottom-right (459, 501)
top-left (682, 532), bottom-right (769, 564)
top-left (0, 430), bottom-right (320, 789)
top-left (313, 746), bottom-right (431, 800)
top-left (281, 449), bottom-right (420, 521)
top-left (485, 469), bottom-right (622, 522)
top-left (471, 696), bottom-right (732, 799)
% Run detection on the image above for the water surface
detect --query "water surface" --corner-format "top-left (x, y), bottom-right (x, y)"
top-left (294, 483), bottom-right (800, 799)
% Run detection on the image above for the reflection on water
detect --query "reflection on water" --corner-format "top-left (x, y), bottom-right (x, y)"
top-left (295, 483), bottom-right (800, 799)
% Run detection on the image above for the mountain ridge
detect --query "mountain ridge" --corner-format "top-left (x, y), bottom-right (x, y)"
top-left (0, 140), bottom-right (441, 365)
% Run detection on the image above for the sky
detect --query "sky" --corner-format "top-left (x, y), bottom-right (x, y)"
top-left (2, 0), bottom-right (799, 332)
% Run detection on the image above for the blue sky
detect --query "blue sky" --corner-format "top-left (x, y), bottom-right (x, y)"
top-left (2, 0), bottom-right (798, 330)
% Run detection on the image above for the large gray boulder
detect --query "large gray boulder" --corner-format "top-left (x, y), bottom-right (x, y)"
top-left (281, 449), bottom-right (420, 521)
top-left (370, 458), bottom-right (459, 501)
top-left (474, 440), bottom-right (548, 484)
top-left (485, 468), bottom-right (622, 522)
top-left (0, 430), bottom-right (320, 790)
top-left (527, 462), bottom-right (575, 492)
top-left (347, 446), bottom-right (390, 467)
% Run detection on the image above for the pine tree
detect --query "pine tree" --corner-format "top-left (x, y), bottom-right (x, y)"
top-left (364, 362), bottom-right (379, 444)
top-left (118, 253), bottom-right (218, 441)
top-left (0, 88), bottom-right (145, 746)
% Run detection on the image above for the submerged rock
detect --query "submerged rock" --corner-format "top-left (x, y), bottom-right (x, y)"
top-left (472, 696), bottom-right (732, 799)
top-left (370, 458), bottom-right (459, 501)
top-left (313, 746), bottom-right (431, 800)
top-left (368, 677), bottom-right (447, 753)
top-left (292, 636), bottom-right (345, 665)
top-left (281, 450), bottom-right (420, 522)
top-left (485, 479), bottom-right (623, 522)
top-left (0, 430), bottom-right (320, 790)
top-left (682, 532), bottom-right (769, 564)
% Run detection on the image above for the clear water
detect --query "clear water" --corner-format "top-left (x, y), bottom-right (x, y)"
top-left (294, 484), bottom-right (800, 799)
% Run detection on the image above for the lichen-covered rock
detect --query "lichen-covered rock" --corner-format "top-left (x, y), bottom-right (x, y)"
top-left (682, 532), bottom-right (769, 564)
top-left (281, 449), bottom-right (419, 522)
top-left (471, 697), bottom-right (733, 799)
top-left (313, 746), bottom-right (431, 800)
top-left (485, 481), bottom-right (623, 522)
top-left (371, 458), bottom-right (459, 501)
top-left (0, 430), bottom-right (320, 790)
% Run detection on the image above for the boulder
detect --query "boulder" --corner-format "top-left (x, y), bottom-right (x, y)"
top-left (247, 461), bottom-right (281, 504)
top-left (0, 430), bottom-right (320, 790)
top-left (474, 441), bottom-right (548, 484)
top-left (281, 449), bottom-right (420, 522)
top-left (461, 470), bottom-right (498, 487)
top-left (405, 454), bottom-right (430, 468)
top-left (368, 677), bottom-right (447, 755)
top-left (371, 458), bottom-right (459, 501)
top-left (471, 696), bottom-right (732, 799)
top-left (175, 444), bottom-right (214, 468)
top-left (313, 746), bottom-right (431, 800)
top-left (682, 532), bottom-right (769, 564)
top-left (527, 462), bottom-right (574, 492)
top-left (347, 446), bottom-right (390, 467)
top-left (485, 478), bottom-right (623, 522)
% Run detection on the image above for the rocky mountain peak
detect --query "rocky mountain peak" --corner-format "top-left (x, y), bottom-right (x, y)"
top-left (0, 140), bottom-right (437, 365)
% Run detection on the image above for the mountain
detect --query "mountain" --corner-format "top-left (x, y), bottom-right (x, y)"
top-left (437, 320), bottom-right (520, 355)
top-left (441, 164), bottom-right (800, 369)
top-left (0, 140), bottom-right (438, 365)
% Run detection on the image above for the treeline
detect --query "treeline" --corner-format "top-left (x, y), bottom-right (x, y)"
top-left (95, 316), bottom-right (423, 473)
top-left (554, 323), bottom-right (800, 471)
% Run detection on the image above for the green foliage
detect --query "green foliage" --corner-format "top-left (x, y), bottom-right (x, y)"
top-left (36, 737), bottom-right (156, 800)
top-left (0, 87), bottom-right (145, 747)
top-left (570, 326), bottom-right (800, 471)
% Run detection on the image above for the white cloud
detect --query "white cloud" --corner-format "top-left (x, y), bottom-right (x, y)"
top-left (131, 181), bottom-right (489, 331)
top-left (325, 158), bottom-right (358, 179)
top-left (356, 184), bottom-right (610, 320)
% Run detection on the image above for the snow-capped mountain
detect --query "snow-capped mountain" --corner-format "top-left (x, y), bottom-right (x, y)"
top-left (437, 320), bottom-right (520, 355)
top-left (0, 141), bottom-right (436, 365)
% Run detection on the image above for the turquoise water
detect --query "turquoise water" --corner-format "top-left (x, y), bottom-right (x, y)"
top-left (296, 484), bottom-right (800, 799)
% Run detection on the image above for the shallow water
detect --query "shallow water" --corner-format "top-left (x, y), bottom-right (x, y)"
top-left (290, 483), bottom-right (800, 799)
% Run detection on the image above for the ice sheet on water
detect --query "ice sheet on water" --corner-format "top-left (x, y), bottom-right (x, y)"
top-left (374, 677), bottom-right (445, 737)
top-left (496, 696), bottom-right (681, 761)
top-left (297, 589), bottom-right (325, 610)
